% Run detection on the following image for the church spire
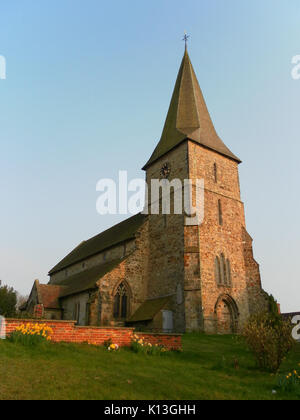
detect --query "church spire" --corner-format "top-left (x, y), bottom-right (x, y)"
top-left (143, 49), bottom-right (241, 169)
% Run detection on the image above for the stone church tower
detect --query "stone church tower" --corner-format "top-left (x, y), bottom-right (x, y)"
top-left (22, 48), bottom-right (267, 334)
top-left (143, 48), bottom-right (267, 333)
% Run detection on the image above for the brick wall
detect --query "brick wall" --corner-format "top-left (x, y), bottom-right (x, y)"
top-left (138, 332), bottom-right (182, 349)
top-left (33, 304), bottom-right (44, 319)
top-left (4, 319), bottom-right (182, 350)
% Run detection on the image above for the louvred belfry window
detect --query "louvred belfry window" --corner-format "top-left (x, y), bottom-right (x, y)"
top-left (215, 254), bottom-right (232, 287)
top-left (113, 282), bottom-right (129, 319)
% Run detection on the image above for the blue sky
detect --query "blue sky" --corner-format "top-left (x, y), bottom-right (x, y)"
top-left (0, 0), bottom-right (299, 312)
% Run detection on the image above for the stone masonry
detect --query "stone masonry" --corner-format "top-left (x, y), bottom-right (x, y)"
top-left (22, 48), bottom-right (268, 334)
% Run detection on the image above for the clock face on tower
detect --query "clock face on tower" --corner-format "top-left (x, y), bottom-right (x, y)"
top-left (160, 163), bottom-right (171, 179)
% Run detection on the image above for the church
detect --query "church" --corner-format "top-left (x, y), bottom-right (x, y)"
top-left (22, 47), bottom-right (268, 333)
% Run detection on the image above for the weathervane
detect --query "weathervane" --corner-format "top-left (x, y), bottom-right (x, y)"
top-left (183, 32), bottom-right (190, 50)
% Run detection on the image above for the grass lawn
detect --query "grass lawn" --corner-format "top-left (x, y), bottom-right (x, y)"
top-left (0, 334), bottom-right (299, 400)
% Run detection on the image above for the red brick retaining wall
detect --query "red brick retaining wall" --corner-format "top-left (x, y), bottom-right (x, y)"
top-left (138, 332), bottom-right (182, 349)
top-left (5, 319), bottom-right (182, 350)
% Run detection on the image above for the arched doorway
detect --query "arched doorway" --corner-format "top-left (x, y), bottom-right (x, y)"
top-left (215, 294), bottom-right (239, 334)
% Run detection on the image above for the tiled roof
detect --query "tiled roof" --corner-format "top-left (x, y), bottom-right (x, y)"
top-left (22, 259), bottom-right (125, 310)
top-left (21, 281), bottom-right (66, 311)
top-left (49, 213), bottom-right (146, 275)
top-left (55, 259), bottom-right (125, 298)
top-left (282, 312), bottom-right (300, 319)
top-left (128, 296), bottom-right (172, 323)
top-left (37, 284), bottom-right (65, 309)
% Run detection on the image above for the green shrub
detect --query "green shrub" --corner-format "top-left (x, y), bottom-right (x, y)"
top-left (267, 294), bottom-right (280, 317)
top-left (277, 368), bottom-right (300, 393)
top-left (0, 284), bottom-right (17, 317)
top-left (243, 312), bottom-right (295, 373)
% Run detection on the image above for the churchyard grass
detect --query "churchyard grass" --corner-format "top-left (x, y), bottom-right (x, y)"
top-left (0, 334), bottom-right (299, 400)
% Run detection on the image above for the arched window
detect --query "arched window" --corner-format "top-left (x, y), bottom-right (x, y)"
top-left (215, 256), bottom-right (221, 285)
top-left (226, 259), bottom-right (232, 286)
top-left (113, 282), bottom-right (130, 319)
top-left (215, 253), bottom-right (232, 287)
top-left (220, 253), bottom-right (227, 285)
top-left (218, 200), bottom-right (223, 226)
top-left (214, 163), bottom-right (218, 183)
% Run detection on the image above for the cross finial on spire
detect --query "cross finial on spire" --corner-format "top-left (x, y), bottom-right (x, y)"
top-left (182, 32), bottom-right (190, 51)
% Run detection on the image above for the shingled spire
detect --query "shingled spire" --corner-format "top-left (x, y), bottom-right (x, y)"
top-left (143, 50), bottom-right (241, 169)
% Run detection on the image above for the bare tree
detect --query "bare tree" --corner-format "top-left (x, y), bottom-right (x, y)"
top-left (16, 293), bottom-right (29, 313)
